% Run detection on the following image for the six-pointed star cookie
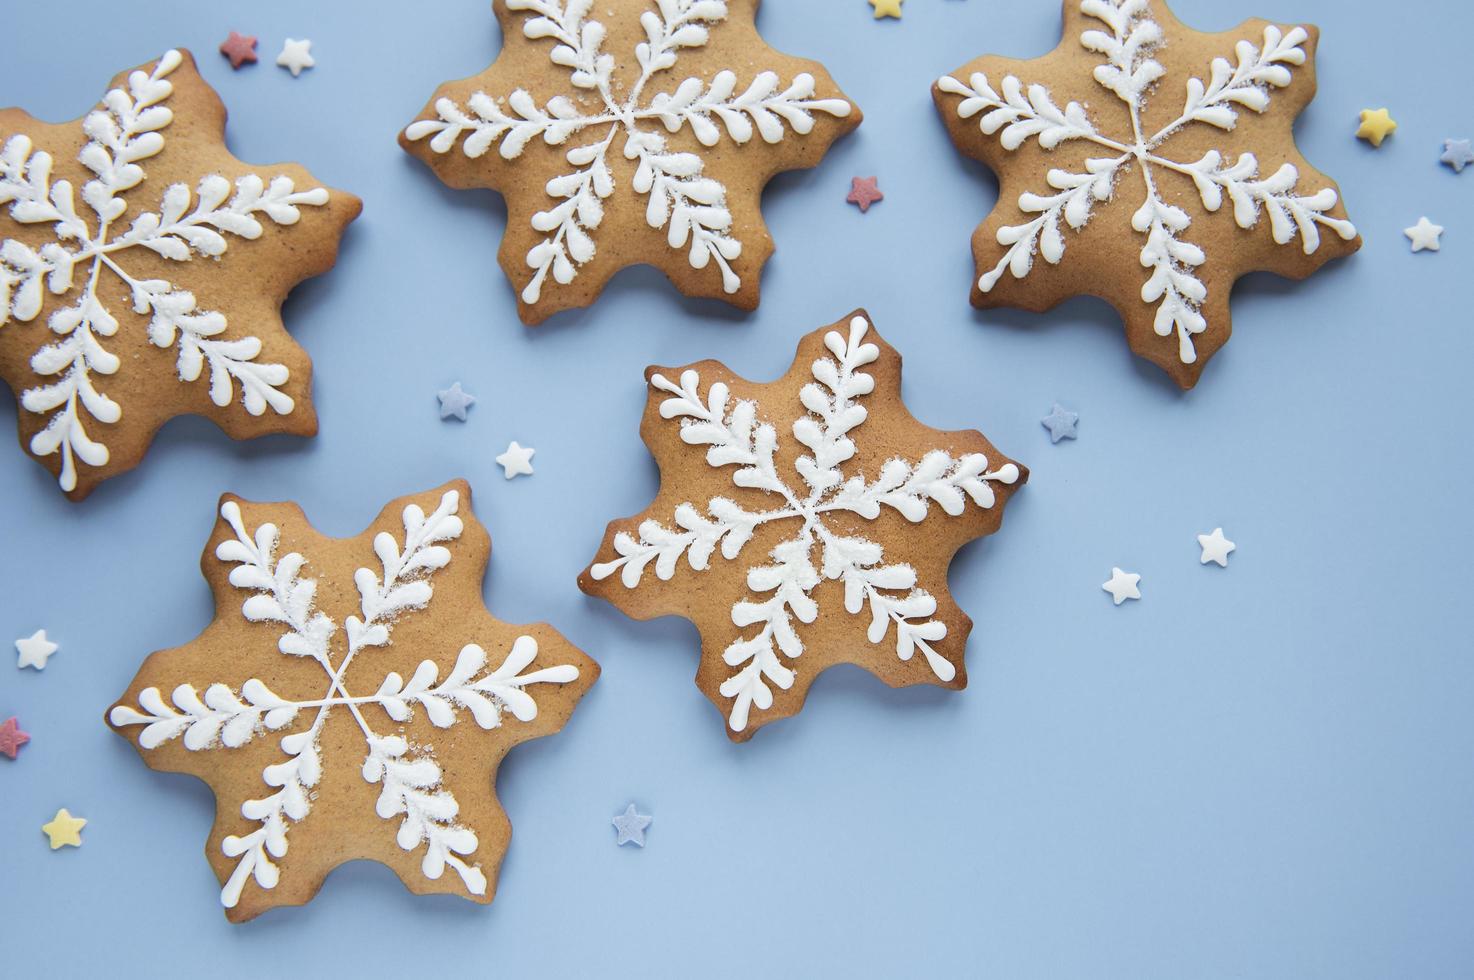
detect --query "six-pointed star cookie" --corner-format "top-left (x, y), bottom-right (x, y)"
top-left (934, 0), bottom-right (1360, 389)
top-left (400, 0), bottom-right (861, 323)
top-left (579, 310), bottom-right (1026, 740)
top-left (0, 50), bottom-right (360, 498)
top-left (107, 480), bottom-right (598, 922)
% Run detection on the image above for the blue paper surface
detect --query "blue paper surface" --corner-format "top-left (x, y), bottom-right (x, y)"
top-left (2, 1), bottom-right (1471, 976)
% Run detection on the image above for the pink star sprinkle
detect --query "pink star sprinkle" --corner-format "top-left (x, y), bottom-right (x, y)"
top-left (220, 31), bottom-right (259, 70)
top-left (846, 176), bottom-right (884, 213)
top-left (0, 716), bottom-right (29, 760)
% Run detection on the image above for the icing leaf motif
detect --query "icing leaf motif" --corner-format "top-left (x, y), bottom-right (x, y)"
top-left (649, 71), bottom-right (852, 147)
top-left (105, 680), bottom-right (301, 751)
top-left (363, 735), bottom-right (487, 895)
top-left (935, 0), bottom-right (1360, 387)
top-left (582, 313), bottom-right (1026, 739)
top-left (1169, 26), bottom-right (1308, 133)
top-left (374, 638), bottom-right (581, 730)
top-left (934, 73), bottom-right (1098, 151)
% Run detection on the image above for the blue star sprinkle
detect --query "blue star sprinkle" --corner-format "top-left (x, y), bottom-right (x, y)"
top-left (437, 381), bottom-right (476, 421)
top-left (612, 803), bottom-right (652, 847)
top-left (1040, 402), bottom-right (1079, 443)
top-left (1441, 138), bottom-right (1474, 174)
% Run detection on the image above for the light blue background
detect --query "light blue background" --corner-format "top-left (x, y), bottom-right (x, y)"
top-left (2, 1), bottom-right (1470, 976)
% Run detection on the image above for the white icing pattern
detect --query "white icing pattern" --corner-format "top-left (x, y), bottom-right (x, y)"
top-left (404, 0), bottom-right (852, 305)
top-left (109, 489), bottom-right (581, 909)
top-left (0, 51), bottom-right (330, 491)
top-left (937, 0), bottom-right (1357, 365)
top-left (590, 315), bottom-right (1019, 733)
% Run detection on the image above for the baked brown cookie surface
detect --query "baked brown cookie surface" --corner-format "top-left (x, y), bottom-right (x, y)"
top-left (0, 50), bottom-right (360, 497)
top-left (108, 481), bottom-right (598, 921)
top-left (401, 0), bottom-right (860, 323)
top-left (580, 311), bottom-right (1026, 740)
top-left (934, 0), bottom-right (1360, 388)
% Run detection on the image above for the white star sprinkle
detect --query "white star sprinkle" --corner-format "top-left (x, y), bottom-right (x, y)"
top-left (1404, 216), bottom-right (1444, 253)
top-left (276, 38), bottom-right (315, 77)
top-left (1196, 527), bottom-right (1236, 567)
top-left (15, 629), bottom-right (58, 670)
top-left (1101, 568), bottom-right (1141, 605)
top-left (495, 441), bottom-right (535, 479)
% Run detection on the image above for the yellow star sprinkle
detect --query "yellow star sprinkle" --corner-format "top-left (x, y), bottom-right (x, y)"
top-left (1356, 108), bottom-right (1397, 147)
top-left (41, 808), bottom-right (86, 849)
top-left (870, 0), bottom-right (903, 18)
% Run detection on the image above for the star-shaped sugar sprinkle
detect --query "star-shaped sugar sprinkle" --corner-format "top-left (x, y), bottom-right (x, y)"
top-left (276, 38), bottom-right (315, 77)
top-left (496, 441), bottom-right (535, 479)
top-left (1196, 527), bottom-right (1235, 567)
top-left (437, 382), bottom-right (477, 421)
top-left (847, 176), bottom-right (884, 213)
top-left (41, 808), bottom-right (86, 849)
top-left (1102, 567), bottom-right (1141, 605)
top-left (612, 803), bottom-right (652, 846)
top-left (16, 629), bottom-right (58, 670)
top-left (1357, 108), bottom-right (1396, 147)
top-left (219, 31), bottom-right (259, 69)
top-left (1040, 402), bottom-right (1078, 443)
top-left (1441, 139), bottom-right (1474, 174)
top-left (0, 716), bottom-right (30, 759)
top-left (401, 0), bottom-right (860, 323)
top-left (1405, 216), bottom-right (1443, 253)
top-left (870, 0), bottom-right (904, 18)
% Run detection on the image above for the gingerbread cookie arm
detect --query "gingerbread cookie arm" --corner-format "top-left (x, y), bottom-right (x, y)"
top-left (107, 481), bottom-right (597, 921)
top-left (580, 310), bottom-right (1025, 740)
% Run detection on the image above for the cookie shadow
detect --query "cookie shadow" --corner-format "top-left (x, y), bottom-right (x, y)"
top-left (970, 294), bottom-right (1193, 399)
top-left (528, 263), bottom-right (754, 344)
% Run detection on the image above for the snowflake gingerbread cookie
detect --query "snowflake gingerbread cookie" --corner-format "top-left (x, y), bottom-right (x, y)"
top-left (934, 0), bottom-right (1360, 388)
top-left (108, 481), bottom-right (597, 921)
top-left (0, 50), bottom-right (359, 498)
top-left (401, 0), bottom-right (860, 323)
top-left (579, 311), bottom-right (1026, 739)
